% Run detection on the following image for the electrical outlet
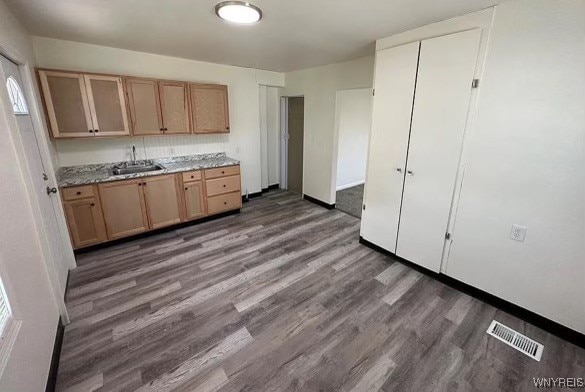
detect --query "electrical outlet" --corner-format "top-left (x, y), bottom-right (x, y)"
top-left (510, 224), bottom-right (527, 242)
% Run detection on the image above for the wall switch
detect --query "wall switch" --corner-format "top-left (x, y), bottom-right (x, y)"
top-left (510, 224), bottom-right (527, 242)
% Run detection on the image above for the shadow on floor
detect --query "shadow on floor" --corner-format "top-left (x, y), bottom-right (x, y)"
top-left (335, 184), bottom-right (364, 218)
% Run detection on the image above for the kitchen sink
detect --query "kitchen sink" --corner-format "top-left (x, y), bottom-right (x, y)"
top-left (110, 162), bottom-right (164, 175)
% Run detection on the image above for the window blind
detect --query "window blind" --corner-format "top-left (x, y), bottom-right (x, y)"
top-left (0, 279), bottom-right (11, 337)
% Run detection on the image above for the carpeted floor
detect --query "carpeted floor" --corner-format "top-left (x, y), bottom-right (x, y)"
top-left (335, 184), bottom-right (364, 218)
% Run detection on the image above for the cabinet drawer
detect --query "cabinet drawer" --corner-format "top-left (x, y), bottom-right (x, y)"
top-left (206, 175), bottom-right (240, 196)
top-left (182, 170), bottom-right (202, 183)
top-left (62, 185), bottom-right (95, 201)
top-left (207, 191), bottom-right (241, 215)
top-left (204, 165), bottom-right (240, 179)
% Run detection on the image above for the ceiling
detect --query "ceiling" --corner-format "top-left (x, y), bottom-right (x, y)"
top-left (7, 0), bottom-right (501, 72)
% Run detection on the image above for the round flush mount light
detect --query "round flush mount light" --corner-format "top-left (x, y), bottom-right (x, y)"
top-left (215, 1), bottom-right (262, 24)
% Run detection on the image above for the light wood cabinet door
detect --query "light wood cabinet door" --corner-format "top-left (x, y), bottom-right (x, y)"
top-left (84, 74), bottom-right (130, 136)
top-left (142, 175), bottom-right (182, 229)
top-left (189, 84), bottom-right (230, 133)
top-left (38, 70), bottom-right (93, 138)
top-left (63, 197), bottom-right (107, 248)
top-left (160, 81), bottom-right (190, 134)
top-left (207, 192), bottom-right (242, 215)
top-left (184, 181), bottom-right (206, 220)
top-left (99, 179), bottom-right (149, 239)
top-left (127, 78), bottom-right (163, 135)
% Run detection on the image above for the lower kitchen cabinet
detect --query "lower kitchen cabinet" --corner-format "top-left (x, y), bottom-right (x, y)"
top-left (207, 191), bottom-right (242, 215)
top-left (142, 174), bottom-right (182, 229)
top-left (61, 164), bottom-right (241, 249)
top-left (183, 181), bottom-right (206, 220)
top-left (99, 179), bottom-right (149, 239)
top-left (63, 195), bottom-right (107, 248)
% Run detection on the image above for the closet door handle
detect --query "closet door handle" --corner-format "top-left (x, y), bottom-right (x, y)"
top-left (396, 168), bottom-right (402, 173)
top-left (407, 170), bottom-right (414, 176)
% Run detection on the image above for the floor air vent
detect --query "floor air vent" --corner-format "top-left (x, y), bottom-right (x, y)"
top-left (487, 320), bottom-right (544, 361)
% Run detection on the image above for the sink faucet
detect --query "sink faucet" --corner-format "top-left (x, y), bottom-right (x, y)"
top-left (131, 145), bottom-right (137, 165)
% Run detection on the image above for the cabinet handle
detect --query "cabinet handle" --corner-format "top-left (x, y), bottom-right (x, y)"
top-left (223, 184), bottom-right (226, 187)
top-left (76, 191), bottom-right (82, 195)
top-left (89, 129), bottom-right (94, 133)
top-left (94, 129), bottom-right (99, 133)
top-left (191, 175), bottom-right (194, 178)
top-left (221, 171), bottom-right (225, 174)
top-left (224, 201), bottom-right (227, 205)
top-left (185, 187), bottom-right (188, 190)
top-left (90, 203), bottom-right (95, 207)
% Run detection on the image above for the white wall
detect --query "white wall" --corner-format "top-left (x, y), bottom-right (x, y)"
top-left (33, 37), bottom-right (285, 195)
top-left (283, 56), bottom-right (374, 203)
top-left (445, 0), bottom-right (585, 334)
top-left (334, 88), bottom-right (371, 191)
top-left (259, 85), bottom-right (280, 190)
top-left (266, 87), bottom-right (280, 187)
top-left (0, 0), bottom-right (62, 389)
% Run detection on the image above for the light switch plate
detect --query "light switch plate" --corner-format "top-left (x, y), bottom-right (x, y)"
top-left (510, 224), bottom-right (527, 242)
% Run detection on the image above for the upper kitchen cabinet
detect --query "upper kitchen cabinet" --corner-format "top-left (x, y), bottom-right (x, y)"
top-left (126, 78), bottom-right (163, 135)
top-left (159, 81), bottom-right (190, 134)
top-left (189, 83), bottom-right (230, 133)
top-left (38, 70), bottom-right (130, 138)
top-left (38, 70), bottom-right (94, 138)
top-left (84, 74), bottom-right (130, 136)
top-left (127, 78), bottom-right (190, 135)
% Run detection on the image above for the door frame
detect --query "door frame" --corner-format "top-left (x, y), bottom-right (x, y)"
top-left (279, 95), bottom-right (305, 194)
top-left (0, 40), bottom-right (74, 324)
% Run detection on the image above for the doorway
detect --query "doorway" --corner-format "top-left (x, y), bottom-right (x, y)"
top-left (282, 96), bottom-right (304, 194)
top-left (332, 88), bottom-right (372, 218)
top-left (0, 55), bottom-right (72, 307)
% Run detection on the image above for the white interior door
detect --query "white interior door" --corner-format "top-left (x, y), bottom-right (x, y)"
top-left (360, 42), bottom-right (420, 252)
top-left (0, 56), bottom-right (70, 295)
top-left (396, 29), bottom-right (481, 272)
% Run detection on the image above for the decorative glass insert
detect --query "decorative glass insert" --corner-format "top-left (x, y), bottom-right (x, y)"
top-left (6, 76), bottom-right (28, 115)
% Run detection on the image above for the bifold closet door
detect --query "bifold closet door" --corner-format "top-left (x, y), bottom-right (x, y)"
top-left (396, 29), bottom-right (481, 272)
top-left (360, 42), bottom-right (420, 252)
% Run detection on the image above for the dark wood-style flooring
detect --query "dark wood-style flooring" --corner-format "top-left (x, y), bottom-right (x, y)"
top-left (57, 191), bottom-right (585, 391)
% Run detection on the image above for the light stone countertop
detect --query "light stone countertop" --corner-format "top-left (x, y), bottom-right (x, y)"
top-left (56, 153), bottom-right (240, 188)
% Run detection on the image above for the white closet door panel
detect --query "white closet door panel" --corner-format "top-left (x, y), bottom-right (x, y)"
top-left (361, 42), bottom-right (420, 252)
top-left (397, 29), bottom-right (481, 272)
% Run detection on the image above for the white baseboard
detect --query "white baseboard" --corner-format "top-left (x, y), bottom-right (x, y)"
top-left (336, 180), bottom-right (365, 191)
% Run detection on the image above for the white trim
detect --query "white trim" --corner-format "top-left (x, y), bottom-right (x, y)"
top-left (336, 180), bottom-right (365, 191)
top-left (0, 319), bottom-right (22, 377)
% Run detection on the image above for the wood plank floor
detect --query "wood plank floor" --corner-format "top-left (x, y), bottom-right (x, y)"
top-left (57, 191), bottom-right (585, 392)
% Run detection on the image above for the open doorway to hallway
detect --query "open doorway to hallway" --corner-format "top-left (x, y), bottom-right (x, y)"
top-left (280, 96), bottom-right (304, 194)
top-left (333, 88), bottom-right (372, 218)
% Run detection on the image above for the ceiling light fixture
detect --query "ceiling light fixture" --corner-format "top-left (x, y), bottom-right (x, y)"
top-left (215, 1), bottom-right (262, 24)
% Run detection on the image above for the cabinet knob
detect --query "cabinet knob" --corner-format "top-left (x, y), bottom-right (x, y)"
top-left (90, 203), bottom-right (95, 207)
top-left (94, 129), bottom-right (99, 133)
top-left (396, 168), bottom-right (402, 173)
top-left (407, 170), bottom-right (414, 176)
top-left (185, 187), bottom-right (188, 190)
top-left (224, 201), bottom-right (227, 205)
top-left (223, 184), bottom-right (226, 187)
top-left (221, 171), bottom-right (225, 174)
top-left (89, 129), bottom-right (94, 133)
top-left (191, 175), bottom-right (194, 178)
top-left (76, 191), bottom-right (82, 195)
